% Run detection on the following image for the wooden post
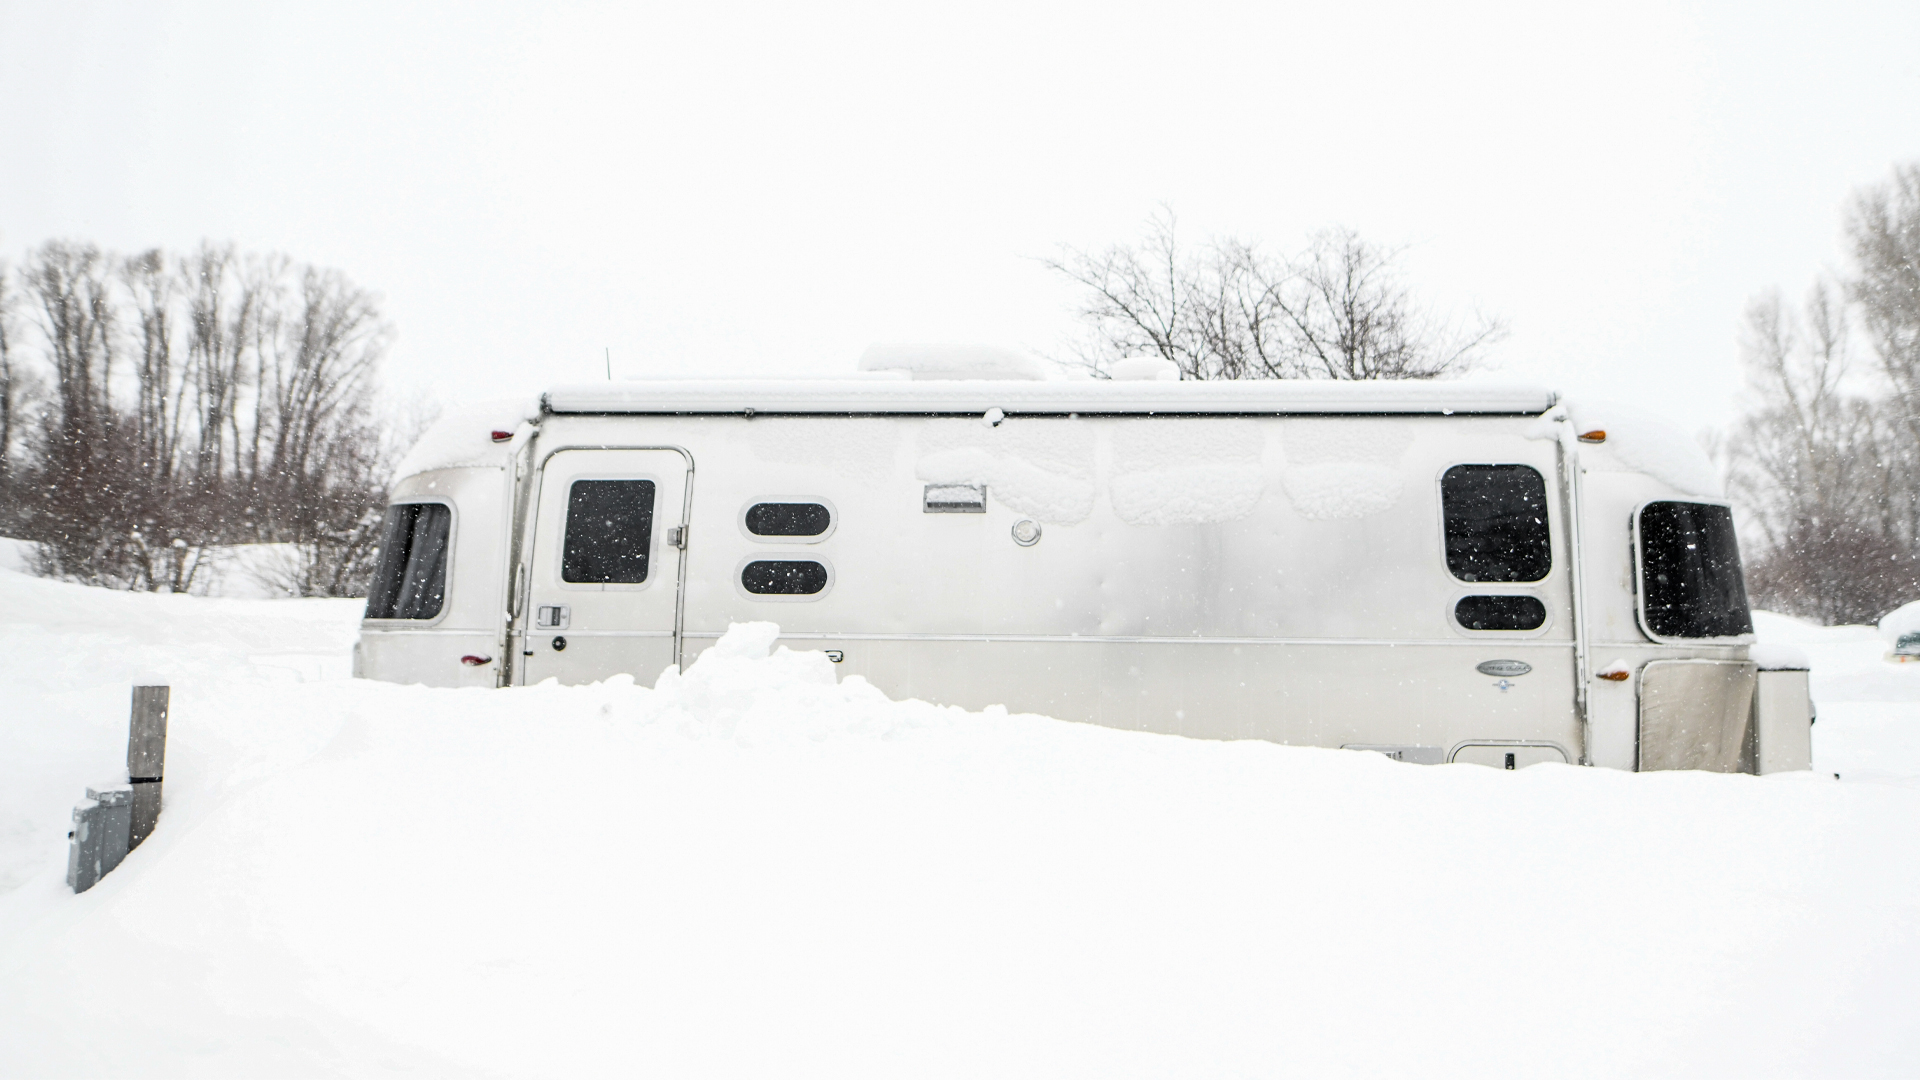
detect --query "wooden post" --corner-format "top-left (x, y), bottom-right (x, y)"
top-left (128, 685), bottom-right (168, 850)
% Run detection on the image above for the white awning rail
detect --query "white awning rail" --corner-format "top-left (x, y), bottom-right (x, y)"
top-left (542, 379), bottom-right (1557, 416)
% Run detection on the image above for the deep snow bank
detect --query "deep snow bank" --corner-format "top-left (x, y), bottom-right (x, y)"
top-left (2, 573), bottom-right (1919, 1078)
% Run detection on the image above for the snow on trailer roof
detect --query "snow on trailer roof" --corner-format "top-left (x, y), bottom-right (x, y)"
top-left (541, 378), bottom-right (1559, 416)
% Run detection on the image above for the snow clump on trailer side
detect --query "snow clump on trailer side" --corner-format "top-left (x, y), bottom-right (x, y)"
top-left (1749, 643), bottom-right (1813, 670)
top-left (390, 398), bottom-right (541, 483)
top-left (1279, 419), bottom-right (1415, 520)
top-left (916, 418), bottom-right (1097, 524)
top-left (748, 418), bottom-right (899, 485)
top-left (1535, 400), bottom-right (1725, 498)
top-left (1109, 419), bottom-right (1264, 525)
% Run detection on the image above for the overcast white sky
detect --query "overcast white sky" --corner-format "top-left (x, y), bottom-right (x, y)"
top-left (2, 1), bottom-right (1916, 431)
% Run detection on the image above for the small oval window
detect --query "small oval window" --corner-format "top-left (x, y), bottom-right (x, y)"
top-left (745, 502), bottom-right (833, 537)
top-left (742, 559), bottom-right (830, 595)
top-left (1454, 595), bottom-right (1547, 631)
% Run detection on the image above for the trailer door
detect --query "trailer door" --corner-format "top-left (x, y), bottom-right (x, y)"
top-left (519, 448), bottom-right (691, 685)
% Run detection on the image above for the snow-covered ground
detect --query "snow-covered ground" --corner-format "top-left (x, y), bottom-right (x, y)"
top-left (1757, 609), bottom-right (1920, 788)
top-left (1, 571), bottom-right (1917, 1078)
top-left (0, 537), bottom-right (310, 598)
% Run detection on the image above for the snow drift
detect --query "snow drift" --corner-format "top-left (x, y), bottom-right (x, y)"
top-left (2, 571), bottom-right (1920, 1077)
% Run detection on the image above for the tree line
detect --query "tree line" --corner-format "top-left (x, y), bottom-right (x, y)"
top-left (0, 241), bottom-right (399, 595)
top-left (1727, 162), bottom-right (1920, 625)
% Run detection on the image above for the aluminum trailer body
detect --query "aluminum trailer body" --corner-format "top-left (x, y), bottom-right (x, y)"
top-left (355, 377), bottom-right (1809, 773)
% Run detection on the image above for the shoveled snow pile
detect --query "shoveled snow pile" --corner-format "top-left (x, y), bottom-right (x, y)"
top-left (2, 573), bottom-right (1919, 1077)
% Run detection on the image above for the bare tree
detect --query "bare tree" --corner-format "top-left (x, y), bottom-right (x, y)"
top-left (0, 259), bottom-right (16, 495)
top-left (1727, 283), bottom-right (1917, 624)
top-left (1848, 163), bottom-right (1920, 404)
top-left (1274, 228), bottom-right (1505, 379)
top-left (1729, 161), bottom-right (1920, 624)
top-left (26, 242), bottom-right (117, 471)
top-left (1045, 210), bottom-right (1505, 380)
top-left (122, 250), bottom-right (191, 493)
top-left (257, 267), bottom-right (386, 516)
top-left (21, 242), bottom-right (138, 584)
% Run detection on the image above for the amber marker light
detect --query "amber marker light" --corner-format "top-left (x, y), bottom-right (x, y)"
top-left (1578, 430), bottom-right (1607, 443)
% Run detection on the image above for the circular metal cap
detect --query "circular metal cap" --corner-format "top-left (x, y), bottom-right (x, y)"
top-left (1011, 519), bottom-right (1042, 546)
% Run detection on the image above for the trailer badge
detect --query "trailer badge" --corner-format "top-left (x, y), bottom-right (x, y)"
top-left (1476, 659), bottom-right (1531, 677)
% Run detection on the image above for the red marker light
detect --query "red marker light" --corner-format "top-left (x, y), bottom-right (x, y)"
top-left (490, 430), bottom-right (514, 442)
top-left (461, 655), bottom-right (492, 666)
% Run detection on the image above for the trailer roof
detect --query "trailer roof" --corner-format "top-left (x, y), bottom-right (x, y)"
top-left (542, 379), bottom-right (1558, 416)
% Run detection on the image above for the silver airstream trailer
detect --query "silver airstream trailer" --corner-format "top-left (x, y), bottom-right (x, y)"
top-left (353, 361), bottom-right (1812, 774)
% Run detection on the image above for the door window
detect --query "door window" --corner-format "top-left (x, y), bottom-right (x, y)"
top-left (562, 479), bottom-right (656, 584)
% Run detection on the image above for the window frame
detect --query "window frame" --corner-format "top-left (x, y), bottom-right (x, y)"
top-left (736, 495), bottom-right (838, 544)
top-left (1446, 590), bottom-right (1554, 638)
top-left (361, 497), bottom-right (456, 626)
top-left (1433, 462), bottom-right (1557, 586)
top-left (733, 553), bottom-right (835, 602)
top-left (1631, 497), bottom-right (1755, 644)
top-left (553, 474), bottom-right (664, 593)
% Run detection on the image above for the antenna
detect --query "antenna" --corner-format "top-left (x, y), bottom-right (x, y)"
top-left (605, 347), bottom-right (612, 381)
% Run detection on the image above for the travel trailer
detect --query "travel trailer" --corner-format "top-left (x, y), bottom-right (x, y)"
top-left (354, 357), bottom-right (1812, 774)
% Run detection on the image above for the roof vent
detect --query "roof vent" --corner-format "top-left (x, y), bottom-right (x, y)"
top-left (857, 344), bottom-right (1048, 381)
top-left (1110, 356), bottom-right (1182, 382)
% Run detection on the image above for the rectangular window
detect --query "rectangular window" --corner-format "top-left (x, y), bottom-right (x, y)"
top-left (1638, 501), bottom-right (1753, 638)
top-left (365, 503), bottom-right (451, 620)
top-left (1441, 465), bottom-right (1552, 582)
top-left (563, 479), bottom-right (656, 584)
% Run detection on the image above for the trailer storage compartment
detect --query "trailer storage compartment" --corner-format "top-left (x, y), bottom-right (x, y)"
top-left (1752, 667), bottom-right (1814, 774)
top-left (1638, 659), bottom-right (1757, 772)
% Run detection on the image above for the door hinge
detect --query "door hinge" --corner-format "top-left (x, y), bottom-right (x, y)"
top-left (667, 524), bottom-right (687, 549)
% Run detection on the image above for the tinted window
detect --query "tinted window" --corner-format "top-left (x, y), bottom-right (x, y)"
top-left (1442, 465), bottom-right (1551, 582)
top-left (1454, 594), bottom-right (1547, 631)
top-left (745, 502), bottom-right (832, 537)
top-left (563, 480), bottom-right (655, 584)
top-left (1639, 501), bottom-right (1753, 638)
top-left (742, 559), bottom-right (829, 595)
top-left (365, 503), bottom-right (451, 619)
